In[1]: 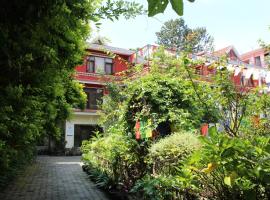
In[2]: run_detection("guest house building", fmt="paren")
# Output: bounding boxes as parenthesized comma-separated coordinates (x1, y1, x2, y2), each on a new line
(65, 43, 135, 149)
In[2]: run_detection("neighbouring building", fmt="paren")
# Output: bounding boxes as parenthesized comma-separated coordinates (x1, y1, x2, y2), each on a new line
(241, 48, 270, 68)
(132, 44, 269, 89)
(212, 45, 241, 61)
(193, 45, 269, 89)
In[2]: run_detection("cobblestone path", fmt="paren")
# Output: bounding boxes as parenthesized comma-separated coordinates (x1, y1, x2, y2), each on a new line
(0, 156, 111, 200)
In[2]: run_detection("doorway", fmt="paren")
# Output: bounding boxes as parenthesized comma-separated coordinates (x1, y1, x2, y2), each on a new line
(74, 124, 102, 148)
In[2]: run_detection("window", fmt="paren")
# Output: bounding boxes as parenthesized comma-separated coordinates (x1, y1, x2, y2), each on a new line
(105, 58, 113, 75)
(84, 88, 103, 110)
(74, 125, 102, 148)
(86, 56, 114, 74)
(95, 57, 105, 74)
(86, 56, 95, 73)
(255, 56, 261, 66)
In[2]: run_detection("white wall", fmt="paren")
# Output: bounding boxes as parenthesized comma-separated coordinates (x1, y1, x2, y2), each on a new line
(65, 112, 99, 148)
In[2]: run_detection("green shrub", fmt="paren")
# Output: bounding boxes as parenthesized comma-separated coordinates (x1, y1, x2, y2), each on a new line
(189, 128, 270, 199)
(0, 140, 35, 189)
(131, 132, 201, 200)
(123, 71, 217, 135)
(83, 164, 114, 189)
(131, 172, 198, 200)
(147, 131, 201, 175)
(81, 131, 147, 191)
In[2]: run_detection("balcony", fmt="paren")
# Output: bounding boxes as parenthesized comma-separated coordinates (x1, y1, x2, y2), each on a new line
(75, 71, 124, 84)
(73, 108, 99, 115)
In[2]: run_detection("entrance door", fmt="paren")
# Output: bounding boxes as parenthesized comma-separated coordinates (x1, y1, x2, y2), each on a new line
(74, 125, 102, 148)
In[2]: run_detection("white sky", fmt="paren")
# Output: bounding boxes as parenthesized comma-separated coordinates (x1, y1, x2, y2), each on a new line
(90, 0, 270, 54)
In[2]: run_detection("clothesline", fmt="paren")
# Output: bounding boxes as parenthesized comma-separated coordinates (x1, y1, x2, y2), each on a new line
(191, 54, 267, 70)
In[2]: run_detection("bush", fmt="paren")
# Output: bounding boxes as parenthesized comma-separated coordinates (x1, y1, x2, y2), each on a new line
(123, 72, 216, 135)
(82, 164, 114, 189)
(147, 131, 201, 175)
(131, 173, 198, 200)
(131, 132, 201, 200)
(188, 128, 270, 199)
(81, 131, 147, 191)
(0, 140, 35, 189)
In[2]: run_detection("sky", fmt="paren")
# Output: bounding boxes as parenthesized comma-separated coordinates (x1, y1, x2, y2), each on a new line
(91, 0, 270, 54)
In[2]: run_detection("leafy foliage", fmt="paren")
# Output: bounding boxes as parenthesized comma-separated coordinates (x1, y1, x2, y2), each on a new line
(147, 0, 195, 17)
(130, 132, 200, 199)
(98, 83, 126, 130)
(188, 128, 270, 199)
(122, 49, 218, 134)
(147, 0, 169, 17)
(242, 90, 270, 137)
(147, 131, 201, 175)
(156, 18, 214, 53)
(131, 173, 198, 200)
(0, 0, 143, 188)
(170, 0, 184, 16)
(83, 48, 270, 200)
(92, 0, 145, 27)
(124, 73, 200, 133)
(177, 58, 270, 199)
(0, 0, 96, 186)
(81, 129, 146, 191)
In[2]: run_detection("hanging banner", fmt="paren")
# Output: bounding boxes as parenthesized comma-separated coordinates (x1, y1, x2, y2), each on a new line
(234, 67, 241, 76)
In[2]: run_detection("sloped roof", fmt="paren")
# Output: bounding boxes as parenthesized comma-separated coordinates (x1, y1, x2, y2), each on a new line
(212, 45, 240, 58)
(240, 48, 266, 60)
(86, 43, 135, 56)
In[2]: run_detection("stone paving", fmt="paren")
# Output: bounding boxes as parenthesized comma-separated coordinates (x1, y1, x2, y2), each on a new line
(0, 156, 111, 200)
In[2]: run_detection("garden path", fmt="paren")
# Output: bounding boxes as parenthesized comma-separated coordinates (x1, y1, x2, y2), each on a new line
(0, 156, 111, 200)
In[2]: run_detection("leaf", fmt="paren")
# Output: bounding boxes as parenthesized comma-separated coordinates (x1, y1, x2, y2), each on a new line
(147, 0, 169, 17)
(208, 126, 217, 137)
(201, 162, 216, 173)
(169, 0, 184, 16)
(224, 176, 231, 186)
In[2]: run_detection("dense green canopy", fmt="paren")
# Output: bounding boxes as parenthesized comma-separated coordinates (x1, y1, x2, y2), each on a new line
(0, 0, 143, 187)
(156, 18, 214, 53)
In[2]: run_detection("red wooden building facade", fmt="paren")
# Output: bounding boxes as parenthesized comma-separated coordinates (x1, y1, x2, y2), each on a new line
(65, 44, 134, 149)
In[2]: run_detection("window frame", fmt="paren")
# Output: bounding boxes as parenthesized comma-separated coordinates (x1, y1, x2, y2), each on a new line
(86, 55, 114, 74)
(105, 58, 113, 75)
(83, 87, 104, 110)
(86, 56, 95, 73)
(255, 56, 262, 67)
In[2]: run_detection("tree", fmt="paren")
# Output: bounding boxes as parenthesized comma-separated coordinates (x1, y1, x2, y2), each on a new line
(99, 48, 218, 136)
(94, 0, 145, 21)
(91, 36, 112, 45)
(156, 18, 214, 53)
(0, 0, 143, 187)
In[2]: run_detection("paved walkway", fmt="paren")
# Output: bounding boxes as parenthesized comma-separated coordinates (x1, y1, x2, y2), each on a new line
(0, 156, 111, 200)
